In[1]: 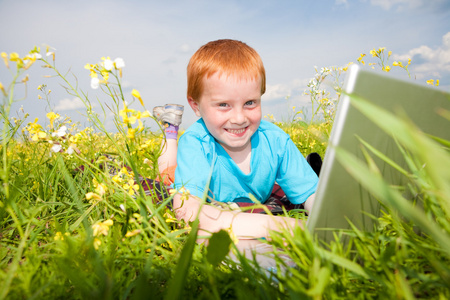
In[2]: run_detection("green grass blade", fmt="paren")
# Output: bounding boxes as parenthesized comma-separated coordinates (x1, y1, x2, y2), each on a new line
(335, 146, 450, 255)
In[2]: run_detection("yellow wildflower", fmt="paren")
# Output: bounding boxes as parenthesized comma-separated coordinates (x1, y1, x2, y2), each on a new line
(23, 53, 39, 69)
(33, 131, 47, 141)
(86, 192, 102, 202)
(1, 52, 9, 68)
(84, 63, 95, 73)
(9, 52, 20, 61)
(93, 238, 102, 250)
(125, 229, 141, 237)
(0, 82, 6, 96)
(123, 179, 139, 195)
(392, 61, 403, 67)
(112, 174, 124, 184)
(137, 110, 151, 119)
(46, 112, 60, 129)
(119, 104, 138, 124)
(164, 212, 178, 223)
(93, 178, 107, 196)
(10, 52, 24, 68)
(95, 183, 107, 196)
(132, 89, 144, 106)
(169, 187, 190, 201)
(125, 113, 138, 124)
(343, 62, 353, 71)
(426, 79, 440, 86)
(137, 119, 144, 131)
(357, 53, 366, 65)
(21, 74, 29, 83)
(132, 213, 143, 223)
(54, 232, 65, 241)
(101, 70, 109, 81)
(26, 118, 47, 141)
(383, 66, 391, 72)
(92, 219, 114, 237)
(127, 128, 137, 139)
(84, 63, 98, 79)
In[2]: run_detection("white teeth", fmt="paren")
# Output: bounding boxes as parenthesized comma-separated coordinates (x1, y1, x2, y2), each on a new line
(227, 128, 245, 134)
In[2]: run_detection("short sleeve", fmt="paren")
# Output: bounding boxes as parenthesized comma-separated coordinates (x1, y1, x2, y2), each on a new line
(275, 138, 318, 204)
(174, 132, 213, 199)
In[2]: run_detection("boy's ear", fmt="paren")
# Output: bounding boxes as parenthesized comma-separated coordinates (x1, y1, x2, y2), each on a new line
(188, 97, 201, 117)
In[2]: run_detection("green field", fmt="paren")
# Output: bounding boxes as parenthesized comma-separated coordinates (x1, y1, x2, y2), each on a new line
(0, 48, 449, 299)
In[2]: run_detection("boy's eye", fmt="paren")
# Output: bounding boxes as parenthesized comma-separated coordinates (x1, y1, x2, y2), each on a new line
(218, 103, 228, 107)
(245, 100, 256, 106)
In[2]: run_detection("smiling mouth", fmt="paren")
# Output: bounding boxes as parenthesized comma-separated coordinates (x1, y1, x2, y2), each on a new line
(225, 127, 247, 135)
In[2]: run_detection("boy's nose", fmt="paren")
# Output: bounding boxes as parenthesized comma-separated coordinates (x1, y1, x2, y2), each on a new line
(230, 109, 246, 124)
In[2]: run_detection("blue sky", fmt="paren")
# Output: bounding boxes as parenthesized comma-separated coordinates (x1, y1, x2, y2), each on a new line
(1, 0, 449, 130)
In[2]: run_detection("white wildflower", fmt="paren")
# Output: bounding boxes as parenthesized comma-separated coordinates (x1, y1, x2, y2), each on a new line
(114, 58, 125, 69)
(51, 144, 62, 153)
(103, 59, 113, 71)
(52, 125, 67, 137)
(66, 145, 74, 155)
(91, 77, 100, 89)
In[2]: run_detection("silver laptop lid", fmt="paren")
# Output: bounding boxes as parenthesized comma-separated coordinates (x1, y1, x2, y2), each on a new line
(307, 65, 450, 242)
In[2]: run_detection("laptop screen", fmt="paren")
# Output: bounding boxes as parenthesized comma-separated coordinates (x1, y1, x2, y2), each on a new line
(307, 65, 450, 242)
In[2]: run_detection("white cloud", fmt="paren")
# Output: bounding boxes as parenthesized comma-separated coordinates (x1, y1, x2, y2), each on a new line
(263, 83, 292, 102)
(263, 78, 310, 103)
(370, 0, 423, 10)
(54, 97, 86, 111)
(392, 31, 450, 78)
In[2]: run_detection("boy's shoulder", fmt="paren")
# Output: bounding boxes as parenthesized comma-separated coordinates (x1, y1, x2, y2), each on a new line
(257, 120, 290, 142)
(183, 118, 209, 137)
(258, 119, 286, 133)
(180, 119, 213, 146)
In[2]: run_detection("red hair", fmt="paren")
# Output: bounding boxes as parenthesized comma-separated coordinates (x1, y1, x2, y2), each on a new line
(187, 39, 266, 101)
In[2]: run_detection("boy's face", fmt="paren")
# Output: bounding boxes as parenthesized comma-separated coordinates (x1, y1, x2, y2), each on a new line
(188, 72, 262, 154)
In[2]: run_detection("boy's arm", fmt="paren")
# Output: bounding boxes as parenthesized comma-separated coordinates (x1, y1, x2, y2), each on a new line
(173, 194, 304, 239)
(303, 193, 315, 214)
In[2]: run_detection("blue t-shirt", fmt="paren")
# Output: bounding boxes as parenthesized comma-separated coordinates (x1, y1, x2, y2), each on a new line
(174, 119, 318, 204)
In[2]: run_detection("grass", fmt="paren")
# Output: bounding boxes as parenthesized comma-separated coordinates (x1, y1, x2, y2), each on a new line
(0, 48, 449, 299)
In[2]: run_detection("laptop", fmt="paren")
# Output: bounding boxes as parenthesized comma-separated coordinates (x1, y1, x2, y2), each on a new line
(307, 64, 450, 242)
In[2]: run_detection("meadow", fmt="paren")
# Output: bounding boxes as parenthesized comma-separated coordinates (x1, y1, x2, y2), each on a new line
(0, 47, 449, 299)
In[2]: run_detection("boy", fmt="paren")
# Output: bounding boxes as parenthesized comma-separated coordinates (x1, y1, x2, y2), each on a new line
(156, 39, 318, 239)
